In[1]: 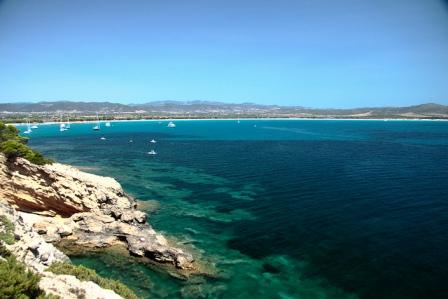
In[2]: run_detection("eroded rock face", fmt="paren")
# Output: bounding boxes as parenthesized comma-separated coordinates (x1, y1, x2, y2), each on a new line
(0, 202, 69, 273)
(0, 202, 124, 299)
(0, 154, 195, 270)
(0, 154, 133, 217)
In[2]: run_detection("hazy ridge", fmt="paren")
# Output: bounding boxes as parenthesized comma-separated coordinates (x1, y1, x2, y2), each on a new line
(1, 101, 447, 119)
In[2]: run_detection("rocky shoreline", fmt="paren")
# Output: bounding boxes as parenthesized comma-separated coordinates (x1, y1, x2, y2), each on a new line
(0, 153, 198, 297)
(1, 201, 125, 298)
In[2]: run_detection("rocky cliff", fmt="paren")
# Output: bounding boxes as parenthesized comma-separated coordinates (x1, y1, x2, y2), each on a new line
(0, 153, 195, 270)
(0, 201, 124, 299)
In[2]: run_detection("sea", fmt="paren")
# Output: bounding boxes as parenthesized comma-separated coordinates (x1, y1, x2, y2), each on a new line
(18, 119, 448, 299)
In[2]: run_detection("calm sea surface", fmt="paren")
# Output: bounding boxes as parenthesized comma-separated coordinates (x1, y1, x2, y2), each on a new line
(20, 119, 448, 299)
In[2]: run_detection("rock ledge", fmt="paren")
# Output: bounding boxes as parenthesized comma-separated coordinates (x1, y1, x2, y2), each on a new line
(0, 154, 195, 270)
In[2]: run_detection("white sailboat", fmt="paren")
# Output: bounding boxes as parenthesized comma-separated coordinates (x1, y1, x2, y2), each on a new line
(93, 113, 100, 131)
(23, 120, 32, 134)
(167, 121, 176, 128)
(59, 124, 67, 131)
(105, 121, 111, 127)
(148, 138, 157, 155)
(31, 124, 39, 129)
(59, 115, 67, 132)
(66, 116, 71, 129)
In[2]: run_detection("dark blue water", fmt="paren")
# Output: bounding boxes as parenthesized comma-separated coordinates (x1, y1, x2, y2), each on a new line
(21, 120, 448, 298)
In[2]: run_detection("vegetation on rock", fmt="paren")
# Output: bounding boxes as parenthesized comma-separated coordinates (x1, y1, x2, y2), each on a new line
(0, 253, 58, 299)
(0, 215, 15, 245)
(0, 121, 52, 165)
(47, 262, 138, 299)
(0, 216, 57, 299)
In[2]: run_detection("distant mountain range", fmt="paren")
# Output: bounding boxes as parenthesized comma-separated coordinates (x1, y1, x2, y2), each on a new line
(1, 101, 448, 119)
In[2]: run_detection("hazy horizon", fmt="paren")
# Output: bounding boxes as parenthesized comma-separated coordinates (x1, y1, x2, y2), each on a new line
(0, 99, 446, 110)
(1, 0, 448, 108)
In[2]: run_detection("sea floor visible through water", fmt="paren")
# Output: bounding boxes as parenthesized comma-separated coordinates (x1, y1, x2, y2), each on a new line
(21, 119, 448, 299)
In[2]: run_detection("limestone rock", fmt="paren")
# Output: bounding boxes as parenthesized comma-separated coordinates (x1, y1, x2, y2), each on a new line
(1, 202, 124, 299)
(0, 154, 134, 217)
(57, 225, 73, 237)
(0, 154, 196, 270)
(120, 210, 146, 223)
(40, 272, 123, 299)
(0, 205, 70, 273)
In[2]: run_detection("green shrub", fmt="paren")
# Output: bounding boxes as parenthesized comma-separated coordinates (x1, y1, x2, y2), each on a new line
(0, 243, 12, 258)
(0, 247, 58, 299)
(0, 215, 15, 245)
(0, 123, 27, 144)
(47, 262, 138, 299)
(0, 121, 52, 165)
(0, 140, 53, 165)
(1, 140, 30, 158)
(0, 255, 44, 299)
(37, 294, 60, 299)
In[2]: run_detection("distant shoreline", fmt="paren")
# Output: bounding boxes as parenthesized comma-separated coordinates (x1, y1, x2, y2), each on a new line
(11, 117, 448, 126)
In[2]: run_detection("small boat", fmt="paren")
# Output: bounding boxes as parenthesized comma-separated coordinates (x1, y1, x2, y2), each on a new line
(59, 115, 68, 131)
(147, 150, 157, 155)
(66, 116, 71, 129)
(167, 121, 176, 128)
(93, 113, 101, 131)
(150, 139, 157, 143)
(100, 137, 106, 140)
(31, 124, 39, 129)
(23, 120, 32, 134)
(129, 139, 133, 143)
(105, 121, 111, 127)
(59, 116, 67, 131)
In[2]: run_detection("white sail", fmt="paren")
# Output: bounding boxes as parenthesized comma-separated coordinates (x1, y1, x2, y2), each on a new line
(59, 114, 67, 131)
(66, 116, 71, 129)
(93, 113, 100, 130)
(24, 119, 32, 134)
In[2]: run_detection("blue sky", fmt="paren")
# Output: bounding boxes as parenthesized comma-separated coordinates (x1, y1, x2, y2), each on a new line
(0, 0, 447, 108)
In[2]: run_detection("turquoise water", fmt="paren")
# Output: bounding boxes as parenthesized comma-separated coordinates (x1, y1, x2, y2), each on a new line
(20, 120, 448, 298)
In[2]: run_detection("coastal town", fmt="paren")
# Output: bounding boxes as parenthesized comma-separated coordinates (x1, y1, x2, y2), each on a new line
(1, 101, 448, 124)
